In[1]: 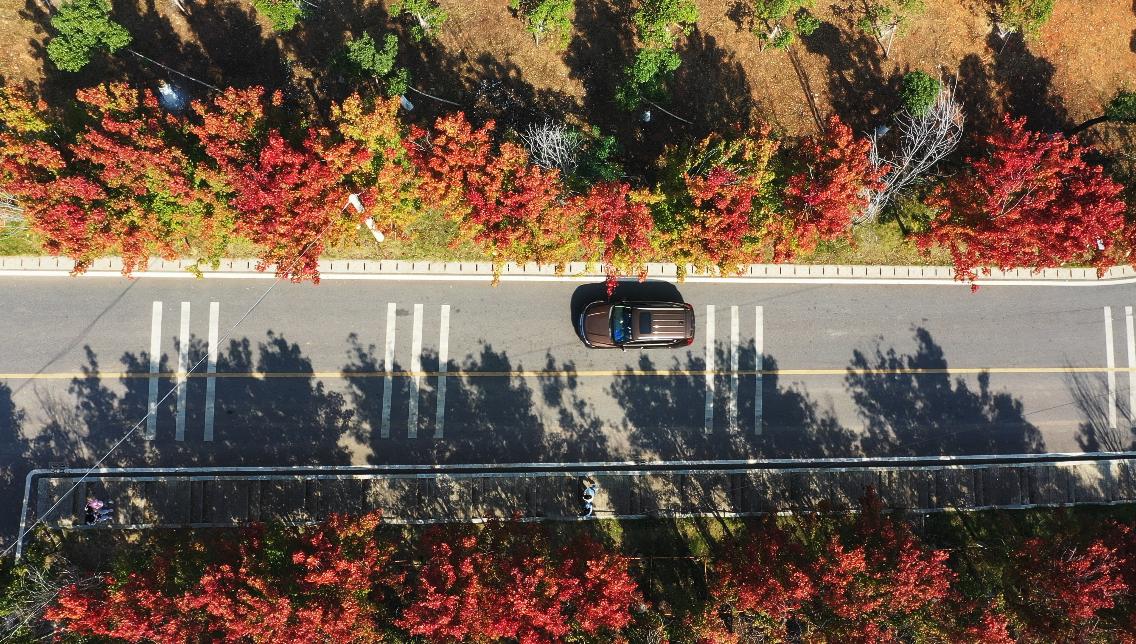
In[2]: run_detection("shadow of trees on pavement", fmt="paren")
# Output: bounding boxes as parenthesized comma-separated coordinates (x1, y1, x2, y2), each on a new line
(847, 328, 1045, 455)
(1070, 370, 1136, 452)
(343, 337, 611, 466)
(607, 341, 858, 461)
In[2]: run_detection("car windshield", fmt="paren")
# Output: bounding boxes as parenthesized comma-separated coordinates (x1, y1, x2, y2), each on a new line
(611, 306, 633, 344)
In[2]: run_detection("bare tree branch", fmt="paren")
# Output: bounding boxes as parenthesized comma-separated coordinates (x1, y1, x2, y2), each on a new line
(520, 119, 582, 177)
(861, 80, 964, 224)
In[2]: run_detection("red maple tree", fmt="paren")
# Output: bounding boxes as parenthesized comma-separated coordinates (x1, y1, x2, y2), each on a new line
(654, 127, 779, 278)
(405, 111, 494, 222)
(0, 83, 221, 275)
(776, 115, 882, 261)
(921, 116, 1127, 286)
(398, 523, 640, 642)
(192, 88, 371, 282)
(572, 181, 655, 296)
(463, 141, 575, 273)
(332, 94, 421, 238)
(806, 489, 955, 641)
(1009, 534, 1128, 639)
(47, 512, 400, 643)
(709, 518, 816, 638)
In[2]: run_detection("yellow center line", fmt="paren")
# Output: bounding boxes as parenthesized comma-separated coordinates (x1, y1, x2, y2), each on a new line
(0, 366, 1129, 380)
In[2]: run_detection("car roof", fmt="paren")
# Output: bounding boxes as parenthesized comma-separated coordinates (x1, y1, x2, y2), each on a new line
(626, 305, 691, 341)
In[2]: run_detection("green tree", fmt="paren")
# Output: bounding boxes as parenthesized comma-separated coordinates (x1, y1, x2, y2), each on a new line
(855, 0, 923, 58)
(251, 0, 304, 31)
(509, 0, 575, 50)
(341, 32, 410, 97)
(617, 0, 698, 109)
(634, 0, 698, 48)
(900, 71, 941, 116)
(391, 0, 448, 41)
(45, 0, 131, 72)
(751, 0, 819, 50)
(999, 0, 1055, 38)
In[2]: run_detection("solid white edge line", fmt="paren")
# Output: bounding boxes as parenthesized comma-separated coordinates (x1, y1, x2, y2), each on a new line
(204, 302, 219, 442)
(1106, 306, 1118, 429)
(146, 301, 162, 440)
(1128, 306, 1136, 424)
(704, 305, 715, 434)
(755, 306, 764, 436)
(381, 303, 396, 439)
(6, 269, 1136, 287)
(729, 305, 739, 431)
(436, 304, 450, 439)
(408, 303, 423, 439)
(175, 302, 190, 441)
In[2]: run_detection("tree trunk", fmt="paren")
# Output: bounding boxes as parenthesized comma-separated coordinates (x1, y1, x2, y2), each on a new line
(1066, 115, 1136, 137)
(1066, 115, 1110, 137)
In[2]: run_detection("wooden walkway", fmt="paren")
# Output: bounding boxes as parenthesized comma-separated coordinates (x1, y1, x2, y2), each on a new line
(26, 456, 1136, 533)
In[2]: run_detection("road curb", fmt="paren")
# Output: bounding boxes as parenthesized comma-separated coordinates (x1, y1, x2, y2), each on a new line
(0, 255, 1132, 285)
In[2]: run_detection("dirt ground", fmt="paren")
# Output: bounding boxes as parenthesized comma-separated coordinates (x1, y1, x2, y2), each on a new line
(0, 0, 1133, 153)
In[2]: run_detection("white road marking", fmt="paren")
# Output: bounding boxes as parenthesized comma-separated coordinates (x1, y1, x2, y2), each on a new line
(435, 305, 450, 439)
(755, 306, 764, 435)
(1105, 306, 1118, 429)
(1127, 306, 1135, 423)
(175, 302, 190, 441)
(204, 302, 219, 442)
(704, 305, 715, 434)
(408, 303, 423, 439)
(729, 305, 739, 431)
(381, 303, 396, 439)
(146, 301, 162, 440)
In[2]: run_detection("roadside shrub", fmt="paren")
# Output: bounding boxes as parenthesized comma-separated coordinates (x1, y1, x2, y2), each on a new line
(391, 0, 448, 41)
(251, 0, 304, 31)
(618, 0, 698, 109)
(45, 0, 132, 72)
(900, 71, 941, 116)
(1000, 0, 1055, 38)
(794, 8, 821, 36)
(342, 32, 410, 97)
(509, 0, 575, 50)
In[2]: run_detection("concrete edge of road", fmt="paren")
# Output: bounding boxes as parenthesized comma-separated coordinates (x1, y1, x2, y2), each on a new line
(1, 255, 1134, 286)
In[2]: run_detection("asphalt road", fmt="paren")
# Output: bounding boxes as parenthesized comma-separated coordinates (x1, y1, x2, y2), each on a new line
(3, 274, 1134, 483)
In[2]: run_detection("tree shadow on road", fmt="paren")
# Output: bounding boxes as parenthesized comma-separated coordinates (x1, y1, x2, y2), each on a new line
(846, 327, 1046, 456)
(0, 381, 31, 549)
(26, 332, 355, 470)
(607, 340, 858, 461)
(342, 336, 611, 466)
(1069, 370, 1136, 452)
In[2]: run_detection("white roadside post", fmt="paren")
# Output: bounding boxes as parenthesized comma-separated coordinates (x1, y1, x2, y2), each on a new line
(344, 193, 385, 243)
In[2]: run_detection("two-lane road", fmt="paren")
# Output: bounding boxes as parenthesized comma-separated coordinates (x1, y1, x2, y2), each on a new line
(2, 276, 1133, 479)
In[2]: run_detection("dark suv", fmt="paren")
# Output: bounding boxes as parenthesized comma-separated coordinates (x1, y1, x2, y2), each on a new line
(579, 300, 695, 349)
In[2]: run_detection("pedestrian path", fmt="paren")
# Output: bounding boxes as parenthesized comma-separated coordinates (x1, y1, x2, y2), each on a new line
(21, 454, 1136, 554)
